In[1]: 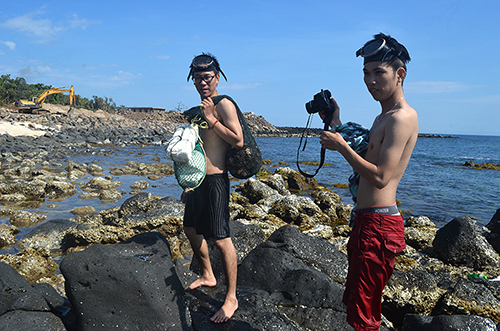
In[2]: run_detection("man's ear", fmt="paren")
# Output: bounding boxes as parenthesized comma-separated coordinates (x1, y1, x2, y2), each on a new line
(397, 67, 406, 83)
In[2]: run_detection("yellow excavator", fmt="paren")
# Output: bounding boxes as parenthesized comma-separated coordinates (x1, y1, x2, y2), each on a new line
(15, 85, 75, 113)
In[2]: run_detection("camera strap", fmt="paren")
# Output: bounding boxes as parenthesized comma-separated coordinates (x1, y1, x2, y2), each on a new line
(296, 112, 332, 178)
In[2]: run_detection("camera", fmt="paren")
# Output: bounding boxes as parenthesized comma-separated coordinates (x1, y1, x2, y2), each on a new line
(305, 89, 335, 114)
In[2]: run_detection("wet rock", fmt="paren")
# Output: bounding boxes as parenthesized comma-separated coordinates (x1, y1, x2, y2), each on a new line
(275, 166, 318, 191)
(80, 176, 121, 192)
(437, 277, 500, 321)
(98, 188, 122, 203)
(18, 219, 85, 254)
(433, 216, 500, 269)
(0, 261, 51, 314)
(130, 180, 149, 191)
(63, 225, 136, 248)
(237, 177, 280, 204)
(403, 313, 497, 331)
(259, 174, 291, 196)
(485, 208, 500, 254)
(310, 189, 343, 222)
(148, 196, 184, 213)
(60, 232, 191, 330)
(0, 310, 67, 331)
(269, 194, 325, 227)
(184, 285, 305, 331)
(405, 216, 438, 253)
(0, 179, 45, 198)
(383, 269, 446, 326)
(190, 220, 266, 283)
(87, 164, 103, 175)
(9, 210, 47, 228)
(45, 180, 77, 199)
(0, 248, 57, 284)
(238, 226, 346, 313)
(0, 224, 19, 248)
(70, 206, 96, 215)
(263, 225, 348, 284)
(118, 192, 151, 217)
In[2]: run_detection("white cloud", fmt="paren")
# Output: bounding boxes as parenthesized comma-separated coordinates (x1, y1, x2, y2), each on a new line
(0, 12, 62, 41)
(406, 81, 471, 94)
(90, 71, 142, 88)
(154, 55, 171, 60)
(0, 41, 16, 50)
(0, 10, 99, 43)
(18, 65, 52, 77)
(68, 14, 100, 30)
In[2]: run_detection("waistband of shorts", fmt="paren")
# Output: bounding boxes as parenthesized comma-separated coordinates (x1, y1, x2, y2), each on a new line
(356, 204, 400, 215)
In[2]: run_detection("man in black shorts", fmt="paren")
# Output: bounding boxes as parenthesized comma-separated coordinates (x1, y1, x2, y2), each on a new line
(181, 53, 243, 323)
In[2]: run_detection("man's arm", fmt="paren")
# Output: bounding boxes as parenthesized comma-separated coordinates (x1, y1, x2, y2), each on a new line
(201, 97, 244, 148)
(321, 109, 417, 189)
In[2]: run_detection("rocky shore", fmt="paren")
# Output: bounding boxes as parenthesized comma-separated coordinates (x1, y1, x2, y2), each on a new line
(0, 104, 499, 330)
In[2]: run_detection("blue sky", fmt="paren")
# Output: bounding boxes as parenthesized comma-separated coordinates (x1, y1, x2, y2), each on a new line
(1, 1, 499, 136)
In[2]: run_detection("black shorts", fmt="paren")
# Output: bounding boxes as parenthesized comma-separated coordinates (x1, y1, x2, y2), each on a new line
(183, 173, 230, 239)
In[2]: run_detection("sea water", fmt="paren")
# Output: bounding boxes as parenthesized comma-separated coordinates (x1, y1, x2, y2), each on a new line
(2, 134, 499, 243)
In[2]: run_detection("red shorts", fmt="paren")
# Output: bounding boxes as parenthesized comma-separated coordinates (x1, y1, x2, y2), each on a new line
(342, 211, 406, 330)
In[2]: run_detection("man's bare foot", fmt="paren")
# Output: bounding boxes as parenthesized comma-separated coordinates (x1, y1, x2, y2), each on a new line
(210, 297, 238, 323)
(187, 276, 216, 290)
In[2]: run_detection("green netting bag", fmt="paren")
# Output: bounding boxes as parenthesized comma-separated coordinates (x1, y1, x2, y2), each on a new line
(173, 139, 206, 191)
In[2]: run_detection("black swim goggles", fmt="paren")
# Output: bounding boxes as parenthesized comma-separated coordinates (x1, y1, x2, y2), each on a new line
(356, 38, 388, 58)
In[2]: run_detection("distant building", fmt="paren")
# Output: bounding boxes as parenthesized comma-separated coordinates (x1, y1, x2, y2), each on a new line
(128, 107, 167, 113)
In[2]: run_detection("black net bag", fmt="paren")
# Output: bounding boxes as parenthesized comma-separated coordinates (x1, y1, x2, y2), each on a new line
(212, 95, 262, 179)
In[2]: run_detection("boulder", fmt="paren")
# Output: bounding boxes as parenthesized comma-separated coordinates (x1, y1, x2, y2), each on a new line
(18, 219, 85, 254)
(403, 313, 497, 331)
(45, 180, 77, 199)
(0, 248, 57, 284)
(404, 216, 438, 253)
(383, 269, 445, 326)
(9, 210, 47, 228)
(60, 232, 191, 330)
(262, 225, 348, 284)
(190, 220, 266, 283)
(0, 262, 50, 315)
(0, 223, 19, 248)
(238, 229, 346, 310)
(433, 216, 500, 269)
(0, 310, 67, 331)
(485, 208, 500, 254)
(437, 277, 500, 321)
(118, 192, 151, 217)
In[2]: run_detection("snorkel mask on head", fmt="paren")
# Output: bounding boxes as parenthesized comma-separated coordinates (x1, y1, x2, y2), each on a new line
(356, 33, 411, 65)
(187, 53, 227, 82)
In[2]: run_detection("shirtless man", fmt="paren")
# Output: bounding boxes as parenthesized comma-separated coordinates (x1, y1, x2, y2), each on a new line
(182, 53, 242, 323)
(320, 33, 418, 330)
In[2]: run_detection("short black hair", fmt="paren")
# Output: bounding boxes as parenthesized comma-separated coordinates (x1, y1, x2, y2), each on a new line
(373, 33, 411, 72)
(187, 52, 227, 82)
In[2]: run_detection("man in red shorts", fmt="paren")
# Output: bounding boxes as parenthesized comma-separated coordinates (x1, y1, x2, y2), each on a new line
(320, 33, 418, 330)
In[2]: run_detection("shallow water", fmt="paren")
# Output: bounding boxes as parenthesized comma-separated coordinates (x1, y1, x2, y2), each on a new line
(1, 134, 499, 255)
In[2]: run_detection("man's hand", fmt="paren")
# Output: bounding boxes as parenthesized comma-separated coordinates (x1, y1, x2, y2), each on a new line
(319, 97, 341, 127)
(201, 97, 217, 124)
(320, 130, 346, 151)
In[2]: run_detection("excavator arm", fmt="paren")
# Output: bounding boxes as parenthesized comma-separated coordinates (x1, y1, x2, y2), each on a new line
(16, 85, 75, 112)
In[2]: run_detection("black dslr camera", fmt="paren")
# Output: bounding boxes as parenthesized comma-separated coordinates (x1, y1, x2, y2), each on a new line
(297, 89, 336, 178)
(305, 89, 335, 115)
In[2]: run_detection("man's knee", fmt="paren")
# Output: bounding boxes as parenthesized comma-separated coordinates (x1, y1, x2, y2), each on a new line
(213, 237, 234, 251)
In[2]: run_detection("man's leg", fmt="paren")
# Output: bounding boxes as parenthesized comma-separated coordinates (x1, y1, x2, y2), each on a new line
(184, 226, 216, 289)
(210, 237, 238, 323)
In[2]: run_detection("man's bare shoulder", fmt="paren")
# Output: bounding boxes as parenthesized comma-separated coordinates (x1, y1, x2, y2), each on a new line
(216, 97, 237, 113)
